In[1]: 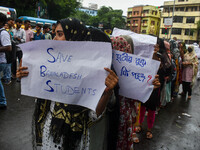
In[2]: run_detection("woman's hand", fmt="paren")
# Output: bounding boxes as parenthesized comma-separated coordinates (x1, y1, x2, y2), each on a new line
(152, 75, 160, 89)
(95, 68, 118, 116)
(16, 59, 29, 79)
(182, 61, 191, 66)
(104, 67, 119, 93)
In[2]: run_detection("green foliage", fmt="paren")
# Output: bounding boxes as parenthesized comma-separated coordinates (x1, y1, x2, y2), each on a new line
(1, 0, 80, 19)
(2, 0, 37, 17)
(2, 1, 125, 29)
(70, 10, 91, 25)
(97, 6, 125, 29)
(89, 16, 99, 27)
(42, 0, 81, 20)
(71, 6, 125, 29)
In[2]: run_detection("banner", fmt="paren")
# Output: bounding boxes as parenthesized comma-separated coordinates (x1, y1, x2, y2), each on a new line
(112, 50, 160, 103)
(19, 40, 112, 111)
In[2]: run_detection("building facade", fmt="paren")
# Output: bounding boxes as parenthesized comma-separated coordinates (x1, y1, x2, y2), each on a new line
(127, 5, 161, 36)
(127, 6, 143, 33)
(78, 7, 98, 16)
(159, 0, 200, 43)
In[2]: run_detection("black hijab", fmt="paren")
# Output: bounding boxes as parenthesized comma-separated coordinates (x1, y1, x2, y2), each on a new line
(57, 18, 90, 41)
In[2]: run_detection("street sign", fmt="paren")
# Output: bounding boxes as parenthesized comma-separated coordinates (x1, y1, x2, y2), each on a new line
(164, 18, 173, 26)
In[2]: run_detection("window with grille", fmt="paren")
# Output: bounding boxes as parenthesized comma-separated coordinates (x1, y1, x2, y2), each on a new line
(173, 16, 183, 23)
(185, 29, 193, 36)
(172, 28, 182, 35)
(186, 17, 195, 23)
(142, 30, 146, 33)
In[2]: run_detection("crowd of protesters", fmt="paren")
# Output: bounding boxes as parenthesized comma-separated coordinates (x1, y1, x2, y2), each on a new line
(0, 13, 57, 109)
(1, 12, 200, 150)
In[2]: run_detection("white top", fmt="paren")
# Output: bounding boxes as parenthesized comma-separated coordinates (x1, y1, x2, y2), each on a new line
(12, 28, 26, 43)
(0, 28, 11, 63)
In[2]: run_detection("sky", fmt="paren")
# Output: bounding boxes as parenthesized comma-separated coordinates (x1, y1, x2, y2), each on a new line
(82, 0, 174, 16)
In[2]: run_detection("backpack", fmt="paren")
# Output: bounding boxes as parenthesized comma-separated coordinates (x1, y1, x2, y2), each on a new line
(0, 29, 16, 63)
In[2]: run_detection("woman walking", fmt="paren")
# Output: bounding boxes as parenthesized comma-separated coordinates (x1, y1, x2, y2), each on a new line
(182, 46, 198, 100)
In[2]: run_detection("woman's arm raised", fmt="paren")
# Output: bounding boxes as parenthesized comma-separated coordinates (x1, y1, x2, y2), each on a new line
(95, 68, 118, 116)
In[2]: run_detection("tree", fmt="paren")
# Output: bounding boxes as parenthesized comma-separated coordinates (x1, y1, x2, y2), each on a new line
(1, 0, 37, 17)
(70, 10, 91, 25)
(1, 0, 81, 19)
(70, 6, 126, 30)
(39, 0, 81, 20)
(97, 6, 126, 29)
(89, 16, 99, 27)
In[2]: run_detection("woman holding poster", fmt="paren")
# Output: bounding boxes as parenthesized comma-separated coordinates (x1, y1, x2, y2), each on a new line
(17, 18, 118, 150)
(111, 36, 138, 150)
(136, 38, 172, 139)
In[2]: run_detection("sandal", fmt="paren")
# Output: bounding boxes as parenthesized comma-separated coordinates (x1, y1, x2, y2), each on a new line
(132, 133, 139, 143)
(187, 96, 191, 100)
(135, 125, 142, 133)
(146, 131, 153, 139)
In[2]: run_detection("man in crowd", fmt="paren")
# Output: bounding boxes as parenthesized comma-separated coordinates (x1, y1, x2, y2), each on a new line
(43, 24, 52, 40)
(0, 13, 12, 109)
(7, 17, 15, 33)
(2, 17, 15, 82)
(12, 19, 26, 81)
(1, 17, 14, 85)
(50, 23, 56, 39)
(24, 20, 33, 42)
(33, 24, 45, 40)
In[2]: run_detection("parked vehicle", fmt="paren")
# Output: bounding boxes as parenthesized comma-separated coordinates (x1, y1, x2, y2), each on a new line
(18, 16, 56, 28)
(0, 6, 17, 20)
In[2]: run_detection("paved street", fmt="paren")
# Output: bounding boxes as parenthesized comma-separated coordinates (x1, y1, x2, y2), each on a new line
(0, 79, 200, 150)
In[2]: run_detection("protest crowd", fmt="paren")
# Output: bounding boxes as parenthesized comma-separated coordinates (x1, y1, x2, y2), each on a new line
(1, 12, 200, 150)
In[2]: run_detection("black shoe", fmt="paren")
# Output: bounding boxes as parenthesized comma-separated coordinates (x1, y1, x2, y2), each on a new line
(0, 105, 7, 110)
(179, 92, 186, 97)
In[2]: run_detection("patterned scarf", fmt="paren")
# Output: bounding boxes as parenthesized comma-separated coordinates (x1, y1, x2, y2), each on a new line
(184, 46, 199, 85)
(111, 36, 132, 53)
(120, 35, 134, 54)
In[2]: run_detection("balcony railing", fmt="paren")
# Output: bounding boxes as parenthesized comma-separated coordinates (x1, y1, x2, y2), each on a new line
(132, 23, 138, 26)
(142, 23, 148, 26)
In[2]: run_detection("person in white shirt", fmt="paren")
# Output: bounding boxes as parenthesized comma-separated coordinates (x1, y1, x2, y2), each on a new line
(0, 12, 12, 109)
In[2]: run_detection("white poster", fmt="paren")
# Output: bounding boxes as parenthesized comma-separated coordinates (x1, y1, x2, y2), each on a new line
(19, 40, 112, 111)
(112, 28, 157, 59)
(112, 50, 160, 103)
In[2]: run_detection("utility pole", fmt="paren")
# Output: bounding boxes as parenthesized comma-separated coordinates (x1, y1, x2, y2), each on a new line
(170, 0, 175, 39)
(188, 25, 191, 44)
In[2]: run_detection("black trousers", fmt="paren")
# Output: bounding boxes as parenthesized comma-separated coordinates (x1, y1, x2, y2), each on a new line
(182, 81, 192, 96)
(11, 50, 23, 76)
(171, 80, 176, 97)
